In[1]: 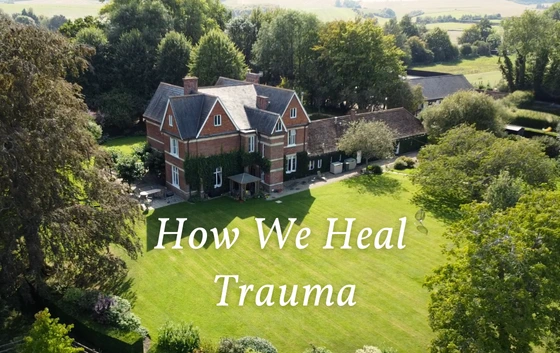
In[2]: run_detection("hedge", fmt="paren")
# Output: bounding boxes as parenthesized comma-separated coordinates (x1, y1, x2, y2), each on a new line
(509, 109, 560, 130)
(40, 296, 143, 353)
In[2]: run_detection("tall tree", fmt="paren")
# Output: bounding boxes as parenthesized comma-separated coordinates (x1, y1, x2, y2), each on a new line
(383, 18, 411, 64)
(252, 10, 321, 87)
(226, 16, 258, 65)
(501, 10, 557, 96)
(156, 31, 192, 85)
(189, 29, 247, 86)
(0, 18, 141, 304)
(407, 36, 434, 64)
(399, 14, 419, 38)
(337, 120, 396, 165)
(159, 0, 230, 43)
(426, 190, 560, 352)
(314, 18, 405, 110)
(424, 27, 458, 62)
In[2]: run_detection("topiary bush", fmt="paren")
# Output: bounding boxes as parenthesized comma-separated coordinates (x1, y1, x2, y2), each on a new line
(303, 346, 332, 353)
(158, 321, 201, 353)
(395, 156, 416, 168)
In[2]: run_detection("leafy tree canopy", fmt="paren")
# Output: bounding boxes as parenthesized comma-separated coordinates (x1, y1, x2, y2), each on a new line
(412, 125, 557, 214)
(20, 309, 82, 353)
(156, 31, 192, 85)
(189, 29, 247, 86)
(419, 90, 506, 138)
(337, 120, 396, 164)
(314, 18, 405, 110)
(0, 18, 141, 304)
(426, 189, 560, 352)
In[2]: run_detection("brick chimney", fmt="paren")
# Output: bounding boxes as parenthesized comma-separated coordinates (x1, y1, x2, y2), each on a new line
(246, 72, 262, 84)
(256, 95, 269, 110)
(183, 76, 198, 95)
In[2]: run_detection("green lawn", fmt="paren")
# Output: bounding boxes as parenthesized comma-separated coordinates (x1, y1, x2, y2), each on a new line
(124, 174, 447, 353)
(102, 135, 146, 155)
(410, 55, 505, 87)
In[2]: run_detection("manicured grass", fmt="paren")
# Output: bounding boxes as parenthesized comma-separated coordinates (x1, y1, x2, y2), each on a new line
(124, 174, 447, 353)
(102, 136, 146, 155)
(410, 55, 505, 87)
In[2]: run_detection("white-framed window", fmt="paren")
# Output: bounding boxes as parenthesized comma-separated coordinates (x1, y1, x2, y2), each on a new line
(275, 119, 283, 132)
(286, 154, 297, 174)
(214, 114, 222, 126)
(290, 107, 297, 118)
(214, 167, 222, 188)
(317, 159, 323, 169)
(248, 135, 255, 153)
(171, 165, 179, 187)
(169, 114, 173, 127)
(170, 137, 179, 157)
(288, 129, 296, 146)
(308, 160, 315, 170)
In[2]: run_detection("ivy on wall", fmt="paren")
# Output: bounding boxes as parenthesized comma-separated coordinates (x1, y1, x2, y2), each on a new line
(184, 150, 270, 196)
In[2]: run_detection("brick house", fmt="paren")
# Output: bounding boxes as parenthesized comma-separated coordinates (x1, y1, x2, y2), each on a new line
(143, 74, 311, 197)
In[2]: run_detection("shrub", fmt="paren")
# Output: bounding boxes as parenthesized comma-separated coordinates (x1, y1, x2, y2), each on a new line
(158, 321, 201, 353)
(534, 135, 560, 158)
(76, 289, 101, 313)
(393, 159, 408, 170)
(62, 287, 86, 307)
(216, 338, 242, 353)
(501, 90, 534, 109)
(460, 43, 473, 57)
(355, 347, 382, 353)
(236, 336, 277, 353)
(395, 156, 415, 168)
(474, 40, 490, 56)
(371, 164, 383, 175)
(116, 154, 145, 186)
(93, 294, 116, 325)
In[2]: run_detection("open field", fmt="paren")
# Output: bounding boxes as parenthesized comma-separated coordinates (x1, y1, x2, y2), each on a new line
(0, 0, 102, 18)
(411, 55, 504, 87)
(224, 0, 534, 22)
(123, 174, 447, 353)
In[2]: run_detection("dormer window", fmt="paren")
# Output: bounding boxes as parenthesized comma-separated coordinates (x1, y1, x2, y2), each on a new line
(169, 114, 173, 127)
(275, 119, 283, 132)
(214, 114, 222, 126)
(290, 108, 297, 118)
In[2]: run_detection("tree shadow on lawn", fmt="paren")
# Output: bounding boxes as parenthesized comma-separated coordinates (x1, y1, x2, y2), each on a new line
(411, 193, 462, 224)
(341, 174, 405, 197)
(145, 190, 316, 251)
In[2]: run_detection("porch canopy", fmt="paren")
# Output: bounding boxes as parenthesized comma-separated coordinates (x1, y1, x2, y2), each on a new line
(228, 173, 261, 201)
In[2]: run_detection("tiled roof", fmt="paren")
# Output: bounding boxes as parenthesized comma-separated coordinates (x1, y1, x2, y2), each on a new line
(198, 85, 258, 130)
(245, 106, 281, 135)
(143, 77, 301, 139)
(307, 108, 426, 156)
(143, 83, 183, 122)
(169, 95, 217, 139)
(407, 74, 473, 101)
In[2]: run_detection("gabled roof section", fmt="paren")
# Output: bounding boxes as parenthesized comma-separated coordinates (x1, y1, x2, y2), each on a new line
(168, 95, 217, 139)
(144, 83, 183, 122)
(307, 108, 426, 156)
(407, 74, 473, 101)
(199, 84, 258, 130)
(245, 106, 281, 135)
(253, 85, 295, 116)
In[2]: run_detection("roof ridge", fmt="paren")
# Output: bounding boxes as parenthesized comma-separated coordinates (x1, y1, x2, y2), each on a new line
(244, 105, 280, 117)
(159, 82, 182, 89)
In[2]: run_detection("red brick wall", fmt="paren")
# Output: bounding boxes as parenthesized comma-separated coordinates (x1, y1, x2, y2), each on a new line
(165, 162, 189, 197)
(164, 133, 186, 161)
(146, 119, 165, 151)
(198, 101, 238, 137)
(187, 134, 240, 157)
(281, 96, 309, 128)
(161, 105, 181, 137)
